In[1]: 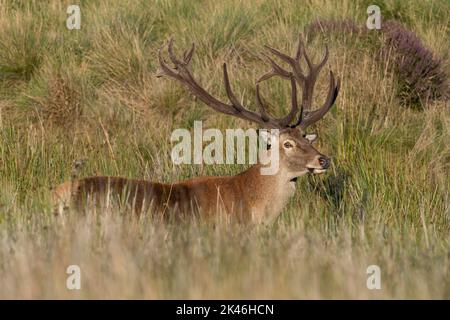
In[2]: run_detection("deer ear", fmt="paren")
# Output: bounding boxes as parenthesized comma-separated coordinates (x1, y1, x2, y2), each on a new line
(305, 133, 318, 144)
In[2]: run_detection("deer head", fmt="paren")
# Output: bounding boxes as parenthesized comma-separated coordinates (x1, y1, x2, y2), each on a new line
(157, 37, 340, 178)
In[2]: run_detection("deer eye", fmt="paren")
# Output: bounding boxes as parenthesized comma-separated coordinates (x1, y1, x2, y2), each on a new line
(283, 141, 293, 149)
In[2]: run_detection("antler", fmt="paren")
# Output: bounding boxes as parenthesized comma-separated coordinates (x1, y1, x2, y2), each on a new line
(258, 35, 340, 129)
(157, 39, 300, 129)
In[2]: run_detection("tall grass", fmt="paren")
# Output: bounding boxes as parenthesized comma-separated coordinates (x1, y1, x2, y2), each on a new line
(0, 0, 448, 299)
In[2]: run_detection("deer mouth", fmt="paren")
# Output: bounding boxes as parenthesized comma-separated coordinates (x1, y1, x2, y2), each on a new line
(307, 167, 327, 174)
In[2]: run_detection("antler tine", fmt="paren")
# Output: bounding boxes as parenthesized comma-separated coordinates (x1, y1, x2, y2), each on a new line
(280, 74, 300, 127)
(302, 44, 313, 69)
(223, 63, 246, 113)
(264, 45, 296, 65)
(317, 45, 329, 69)
(157, 46, 178, 79)
(299, 71, 340, 129)
(295, 35, 303, 61)
(255, 84, 271, 123)
(167, 38, 184, 67)
(182, 43, 195, 65)
(293, 103, 304, 128)
(256, 53, 291, 83)
(303, 44, 329, 72)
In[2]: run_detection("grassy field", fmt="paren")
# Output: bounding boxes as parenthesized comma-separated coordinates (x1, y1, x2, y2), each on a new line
(0, 0, 449, 299)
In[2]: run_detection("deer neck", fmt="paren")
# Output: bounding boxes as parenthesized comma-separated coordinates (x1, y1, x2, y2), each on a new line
(236, 163, 296, 223)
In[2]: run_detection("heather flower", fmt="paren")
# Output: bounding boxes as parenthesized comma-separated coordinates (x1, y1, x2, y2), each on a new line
(380, 20, 449, 106)
(305, 18, 448, 107)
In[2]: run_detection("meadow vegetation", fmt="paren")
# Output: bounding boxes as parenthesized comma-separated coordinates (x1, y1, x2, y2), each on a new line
(0, 0, 448, 299)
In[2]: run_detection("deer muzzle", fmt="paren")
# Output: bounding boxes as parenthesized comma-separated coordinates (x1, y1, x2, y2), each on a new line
(318, 156, 330, 169)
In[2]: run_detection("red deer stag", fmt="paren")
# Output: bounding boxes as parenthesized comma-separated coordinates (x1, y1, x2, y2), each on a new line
(52, 37, 340, 223)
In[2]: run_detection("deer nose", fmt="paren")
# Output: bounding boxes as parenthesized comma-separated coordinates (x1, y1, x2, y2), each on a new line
(319, 156, 330, 169)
